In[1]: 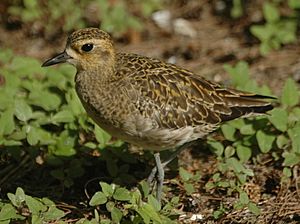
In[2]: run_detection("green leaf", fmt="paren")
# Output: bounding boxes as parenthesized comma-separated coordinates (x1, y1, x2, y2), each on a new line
(14, 100, 33, 122)
(226, 157, 244, 173)
(282, 152, 300, 167)
(0, 204, 23, 221)
(29, 90, 61, 111)
(105, 201, 115, 212)
(25, 195, 46, 214)
(263, 2, 280, 22)
(288, 124, 300, 153)
(248, 202, 261, 215)
(113, 188, 131, 201)
(179, 167, 193, 182)
(224, 146, 235, 158)
(224, 61, 249, 88)
(100, 182, 115, 197)
(94, 126, 111, 149)
(54, 130, 76, 156)
(256, 130, 275, 153)
(136, 204, 162, 224)
(221, 124, 236, 141)
(139, 180, 150, 197)
(7, 187, 25, 208)
(43, 205, 65, 221)
(239, 191, 249, 205)
(268, 108, 288, 132)
(276, 135, 289, 149)
(240, 124, 255, 135)
(236, 145, 251, 162)
(111, 207, 122, 224)
(281, 78, 299, 107)
(89, 192, 107, 206)
(289, 0, 300, 8)
(250, 25, 272, 42)
(147, 195, 161, 211)
(26, 125, 39, 145)
(51, 110, 74, 123)
(208, 140, 224, 157)
(184, 183, 195, 195)
(0, 107, 15, 136)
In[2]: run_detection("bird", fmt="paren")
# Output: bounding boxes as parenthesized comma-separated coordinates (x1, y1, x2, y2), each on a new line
(42, 27, 274, 203)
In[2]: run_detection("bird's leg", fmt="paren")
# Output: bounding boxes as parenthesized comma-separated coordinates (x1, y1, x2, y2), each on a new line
(154, 152, 164, 203)
(147, 141, 196, 186)
(147, 141, 197, 202)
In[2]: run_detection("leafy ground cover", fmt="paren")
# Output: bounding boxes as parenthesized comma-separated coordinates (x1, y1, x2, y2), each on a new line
(1, 0, 300, 223)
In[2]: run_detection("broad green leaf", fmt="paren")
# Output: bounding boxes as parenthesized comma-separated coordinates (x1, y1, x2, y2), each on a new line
(224, 146, 235, 158)
(0, 107, 15, 136)
(14, 100, 33, 122)
(256, 130, 275, 153)
(259, 41, 273, 56)
(283, 167, 292, 177)
(263, 2, 280, 22)
(248, 202, 261, 215)
(224, 61, 249, 88)
(289, 0, 300, 8)
(7, 187, 25, 208)
(94, 126, 111, 149)
(281, 78, 299, 107)
(29, 90, 61, 111)
(282, 152, 300, 167)
(268, 108, 288, 132)
(226, 157, 244, 173)
(26, 125, 39, 145)
(147, 195, 161, 211)
(105, 201, 115, 212)
(89, 192, 107, 206)
(100, 182, 115, 197)
(221, 124, 236, 141)
(51, 110, 74, 123)
(239, 191, 249, 205)
(139, 180, 150, 197)
(288, 124, 300, 153)
(25, 196, 46, 214)
(136, 204, 162, 224)
(0, 204, 23, 221)
(184, 183, 195, 195)
(43, 205, 65, 221)
(227, 119, 245, 129)
(111, 207, 122, 223)
(208, 140, 224, 157)
(54, 130, 76, 156)
(31, 215, 42, 224)
(250, 25, 272, 42)
(276, 135, 289, 149)
(236, 145, 251, 162)
(240, 124, 255, 135)
(113, 188, 131, 201)
(179, 167, 193, 182)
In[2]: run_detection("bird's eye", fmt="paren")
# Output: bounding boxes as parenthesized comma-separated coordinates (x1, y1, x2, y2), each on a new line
(81, 43, 94, 52)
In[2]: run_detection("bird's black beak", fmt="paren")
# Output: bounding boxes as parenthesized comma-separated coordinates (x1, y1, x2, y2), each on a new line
(42, 51, 72, 67)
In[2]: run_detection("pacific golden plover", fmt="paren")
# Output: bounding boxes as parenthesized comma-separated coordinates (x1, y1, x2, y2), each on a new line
(42, 28, 274, 202)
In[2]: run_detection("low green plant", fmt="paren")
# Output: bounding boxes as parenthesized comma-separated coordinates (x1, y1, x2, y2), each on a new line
(250, 1, 299, 55)
(206, 61, 300, 216)
(88, 181, 180, 223)
(7, 0, 163, 36)
(0, 187, 65, 223)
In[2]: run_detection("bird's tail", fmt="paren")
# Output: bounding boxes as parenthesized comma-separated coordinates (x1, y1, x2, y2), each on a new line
(217, 88, 275, 122)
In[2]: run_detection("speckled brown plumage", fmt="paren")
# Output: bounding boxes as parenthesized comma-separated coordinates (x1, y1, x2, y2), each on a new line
(42, 28, 274, 201)
(43, 27, 274, 150)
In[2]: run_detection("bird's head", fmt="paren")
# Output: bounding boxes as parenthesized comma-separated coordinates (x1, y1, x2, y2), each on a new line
(42, 28, 115, 72)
